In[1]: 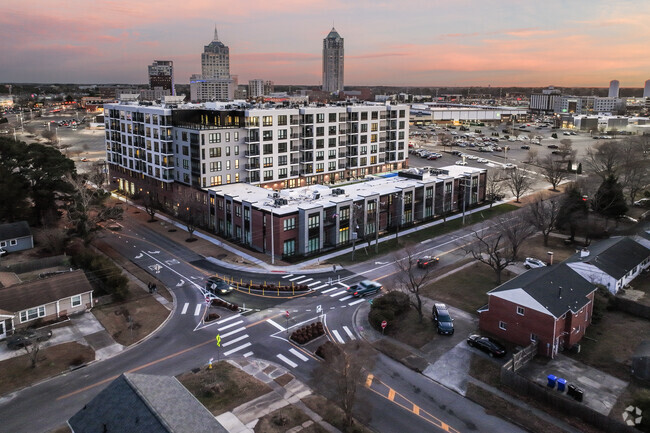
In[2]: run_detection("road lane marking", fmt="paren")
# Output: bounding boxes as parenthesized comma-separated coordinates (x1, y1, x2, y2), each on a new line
(224, 342, 252, 356)
(365, 374, 374, 387)
(307, 281, 322, 287)
(222, 334, 248, 347)
(282, 274, 294, 279)
(348, 299, 365, 306)
(312, 284, 328, 291)
(413, 405, 420, 415)
(289, 275, 304, 281)
(243, 351, 254, 358)
(289, 348, 309, 362)
(295, 277, 313, 284)
(218, 320, 244, 331)
(266, 319, 286, 332)
(216, 314, 242, 324)
(181, 303, 189, 314)
(336, 282, 348, 287)
(332, 330, 345, 343)
(388, 389, 396, 401)
(321, 286, 339, 294)
(277, 354, 298, 368)
(220, 327, 246, 338)
(343, 326, 356, 340)
(330, 290, 347, 297)
(193, 304, 202, 316)
(339, 295, 354, 301)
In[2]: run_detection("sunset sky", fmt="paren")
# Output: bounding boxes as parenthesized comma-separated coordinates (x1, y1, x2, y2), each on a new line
(2, 0, 649, 88)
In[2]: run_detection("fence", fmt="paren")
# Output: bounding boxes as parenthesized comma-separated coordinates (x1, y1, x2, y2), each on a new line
(504, 341, 538, 372)
(613, 296, 650, 320)
(0, 255, 70, 275)
(500, 367, 639, 433)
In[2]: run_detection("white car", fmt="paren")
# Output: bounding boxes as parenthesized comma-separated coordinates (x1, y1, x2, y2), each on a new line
(467, 155, 478, 160)
(524, 257, 546, 269)
(455, 160, 468, 166)
(477, 158, 488, 163)
(633, 198, 650, 207)
(503, 163, 517, 169)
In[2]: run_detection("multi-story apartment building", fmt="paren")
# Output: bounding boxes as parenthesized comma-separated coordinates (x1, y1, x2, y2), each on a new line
(148, 60, 174, 95)
(104, 99, 409, 224)
(248, 80, 274, 98)
(322, 27, 344, 93)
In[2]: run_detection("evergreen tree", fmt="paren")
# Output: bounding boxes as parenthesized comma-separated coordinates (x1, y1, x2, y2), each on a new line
(557, 186, 588, 241)
(592, 175, 628, 219)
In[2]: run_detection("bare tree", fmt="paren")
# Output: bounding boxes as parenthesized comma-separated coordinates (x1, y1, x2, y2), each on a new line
(66, 174, 109, 243)
(394, 248, 438, 322)
(439, 132, 452, 153)
(485, 171, 505, 207)
(525, 195, 561, 246)
(504, 167, 533, 202)
(585, 141, 621, 179)
(176, 197, 200, 241)
(313, 341, 376, 428)
(540, 155, 568, 191)
(558, 139, 576, 161)
(495, 215, 536, 262)
(620, 138, 650, 203)
(24, 339, 43, 369)
(142, 192, 160, 222)
(525, 148, 539, 164)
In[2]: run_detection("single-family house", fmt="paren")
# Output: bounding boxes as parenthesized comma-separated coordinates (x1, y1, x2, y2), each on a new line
(0, 221, 33, 253)
(68, 373, 228, 433)
(478, 263, 597, 358)
(0, 270, 93, 339)
(565, 237, 650, 295)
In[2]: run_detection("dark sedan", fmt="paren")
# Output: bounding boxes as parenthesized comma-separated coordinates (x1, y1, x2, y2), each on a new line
(206, 277, 234, 295)
(417, 256, 440, 268)
(7, 329, 53, 350)
(467, 334, 507, 358)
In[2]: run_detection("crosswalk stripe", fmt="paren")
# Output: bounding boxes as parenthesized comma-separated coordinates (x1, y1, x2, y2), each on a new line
(181, 303, 189, 314)
(330, 290, 347, 298)
(281, 274, 294, 279)
(343, 326, 356, 340)
(332, 330, 345, 344)
(289, 348, 310, 362)
(339, 295, 354, 302)
(321, 286, 339, 294)
(277, 354, 298, 368)
(307, 281, 322, 287)
(218, 320, 244, 331)
(224, 342, 252, 356)
(194, 304, 202, 316)
(295, 277, 313, 284)
(266, 319, 285, 332)
(216, 314, 242, 325)
(336, 282, 349, 287)
(348, 299, 365, 306)
(220, 327, 246, 338)
(222, 334, 249, 347)
(312, 284, 328, 291)
(289, 275, 304, 281)
(243, 351, 254, 358)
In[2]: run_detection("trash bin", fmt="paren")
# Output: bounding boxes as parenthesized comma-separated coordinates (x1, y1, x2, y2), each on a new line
(547, 374, 557, 388)
(557, 378, 566, 392)
(574, 387, 584, 402)
(567, 384, 576, 398)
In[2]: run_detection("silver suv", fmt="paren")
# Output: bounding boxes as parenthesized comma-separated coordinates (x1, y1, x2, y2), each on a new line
(524, 257, 546, 269)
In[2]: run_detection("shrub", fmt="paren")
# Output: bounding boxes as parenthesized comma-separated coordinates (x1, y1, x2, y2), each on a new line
(368, 308, 395, 330)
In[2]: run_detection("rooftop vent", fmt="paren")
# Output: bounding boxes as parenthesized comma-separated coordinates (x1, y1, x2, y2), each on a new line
(274, 198, 288, 207)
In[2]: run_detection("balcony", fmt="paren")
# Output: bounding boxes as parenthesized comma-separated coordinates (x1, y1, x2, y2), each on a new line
(245, 163, 260, 170)
(300, 144, 314, 151)
(290, 157, 299, 164)
(244, 149, 260, 157)
(290, 144, 300, 152)
(290, 170, 299, 176)
(245, 136, 259, 144)
(290, 133, 300, 139)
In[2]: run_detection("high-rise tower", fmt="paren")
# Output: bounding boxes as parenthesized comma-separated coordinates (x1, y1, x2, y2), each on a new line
(202, 27, 231, 79)
(608, 80, 620, 98)
(643, 80, 650, 98)
(322, 27, 344, 93)
(190, 26, 234, 102)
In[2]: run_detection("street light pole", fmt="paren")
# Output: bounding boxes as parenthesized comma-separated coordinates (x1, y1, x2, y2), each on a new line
(270, 207, 275, 265)
(374, 198, 379, 254)
(461, 175, 471, 225)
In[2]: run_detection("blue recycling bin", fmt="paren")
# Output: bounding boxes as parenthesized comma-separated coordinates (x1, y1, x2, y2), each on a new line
(557, 378, 566, 392)
(547, 374, 557, 388)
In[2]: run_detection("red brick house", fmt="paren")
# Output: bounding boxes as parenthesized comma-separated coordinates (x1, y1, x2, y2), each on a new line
(478, 264, 597, 358)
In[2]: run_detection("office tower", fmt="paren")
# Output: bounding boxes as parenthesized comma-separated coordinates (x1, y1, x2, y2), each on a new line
(202, 27, 230, 79)
(190, 27, 234, 102)
(148, 60, 175, 95)
(644, 80, 650, 98)
(608, 80, 620, 98)
(322, 27, 344, 93)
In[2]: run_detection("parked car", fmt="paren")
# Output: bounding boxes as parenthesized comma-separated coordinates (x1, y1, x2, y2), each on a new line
(503, 163, 517, 169)
(467, 334, 506, 357)
(7, 329, 53, 350)
(346, 280, 383, 298)
(633, 198, 650, 208)
(547, 144, 559, 149)
(417, 255, 439, 268)
(524, 257, 546, 269)
(206, 277, 234, 295)
(520, 145, 530, 150)
(432, 303, 454, 335)
(477, 158, 488, 163)
(455, 160, 468, 166)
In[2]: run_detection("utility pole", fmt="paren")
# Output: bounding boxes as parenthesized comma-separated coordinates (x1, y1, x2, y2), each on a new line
(461, 175, 471, 225)
(351, 203, 358, 260)
(270, 207, 275, 265)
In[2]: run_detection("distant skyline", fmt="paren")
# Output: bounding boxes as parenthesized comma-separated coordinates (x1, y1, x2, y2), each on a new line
(2, 1, 650, 88)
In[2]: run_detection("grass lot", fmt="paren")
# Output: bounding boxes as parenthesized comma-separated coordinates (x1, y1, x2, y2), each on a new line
(0, 342, 94, 396)
(177, 363, 272, 415)
(421, 262, 507, 313)
(335, 204, 519, 265)
(301, 394, 374, 433)
(567, 309, 650, 381)
(518, 234, 580, 264)
(382, 308, 438, 349)
(468, 354, 501, 388)
(253, 405, 311, 433)
(93, 291, 170, 346)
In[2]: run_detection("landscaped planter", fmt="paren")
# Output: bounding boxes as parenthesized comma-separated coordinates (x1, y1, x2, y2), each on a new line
(210, 298, 239, 311)
(290, 322, 325, 344)
(204, 313, 220, 322)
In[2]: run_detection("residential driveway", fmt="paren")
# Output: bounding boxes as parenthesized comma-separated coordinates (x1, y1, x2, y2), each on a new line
(518, 354, 629, 415)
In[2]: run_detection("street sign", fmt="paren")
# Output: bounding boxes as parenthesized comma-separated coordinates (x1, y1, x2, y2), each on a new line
(381, 320, 387, 329)
(205, 296, 211, 304)
(285, 310, 290, 318)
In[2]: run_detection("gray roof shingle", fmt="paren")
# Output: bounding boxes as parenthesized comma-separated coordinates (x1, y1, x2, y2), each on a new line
(0, 221, 31, 241)
(489, 263, 597, 318)
(565, 237, 650, 280)
(69, 373, 227, 433)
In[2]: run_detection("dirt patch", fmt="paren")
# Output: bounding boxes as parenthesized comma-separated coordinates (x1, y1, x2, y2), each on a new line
(468, 353, 501, 388)
(254, 405, 310, 433)
(301, 394, 374, 433)
(274, 373, 294, 387)
(177, 362, 272, 415)
(382, 308, 438, 350)
(0, 342, 94, 396)
(92, 293, 170, 346)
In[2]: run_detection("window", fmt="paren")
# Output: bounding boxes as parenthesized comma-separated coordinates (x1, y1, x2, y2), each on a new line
(283, 239, 296, 256)
(329, 113, 337, 122)
(263, 116, 273, 126)
(284, 217, 296, 231)
(516, 306, 525, 316)
(307, 236, 319, 253)
(263, 157, 273, 168)
(308, 214, 320, 228)
(278, 155, 288, 166)
(0, 241, 5, 248)
(278, 115, 287, 126)
(316, 113, 325, 123)
(498, 321, 507, 331)
(20, 306, 45, 323)
(71, 295, 82, 307)
(234, 132, 239, 141)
